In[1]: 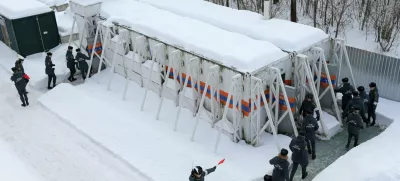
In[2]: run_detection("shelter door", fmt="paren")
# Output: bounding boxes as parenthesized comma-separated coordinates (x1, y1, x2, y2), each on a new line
(36, 13, 60, 51)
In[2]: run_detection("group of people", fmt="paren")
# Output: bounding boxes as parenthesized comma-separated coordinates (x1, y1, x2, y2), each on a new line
(10, 46, 92, 106)
(266, 77, 379, 181)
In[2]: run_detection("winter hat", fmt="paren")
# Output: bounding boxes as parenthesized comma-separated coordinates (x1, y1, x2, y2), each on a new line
(357, 86, 365, 92)
(280, 148, 288, 156)
(342, 77, 349, 82)
(76, 48, 81, 52)
(192, 166, 203, 175)
(68, 46, 73, 50)
(369, 82, 376, 88)
(306, 93, 313, 99)
(352, 91, 359, 96)
(47, 52, 52, 56)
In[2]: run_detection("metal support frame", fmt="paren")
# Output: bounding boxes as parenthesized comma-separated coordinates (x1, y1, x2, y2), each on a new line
(332, 38, 357, 88)
(174, 57, 200, 131)
(294, 54, 329, 135)
(214, 74, 243, 153)
(311, 47, 343, 124)
(106, 34, 124, 90)
(253, 67, 298, 141)
(156, 49, 182, 120)
(191, 64, 219, 141)
(68, 13, 97, 54)
(250, 76, 280, 150)
(141, 43, 164, 111)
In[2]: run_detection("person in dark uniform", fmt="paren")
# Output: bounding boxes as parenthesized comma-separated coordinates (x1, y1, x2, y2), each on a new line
(15, 58, 29, 94)
(334, 77, 355, 113)
(346, 105, 364, 148)
(303, 109, 319, 160)
(289, 131, 308, 180)
(75, 48, 90, 80)
(45, 52, 57, 89)
(189, 165, 216, 181)
(299, 93, 320, 121)
(10, 67, 29, 107)
(269, 148, 290, 181)
(358, 86, 368, 112)
(368, 82, 379, 126)
(66, 46, 77, 82)
(343, 91, 367, 123)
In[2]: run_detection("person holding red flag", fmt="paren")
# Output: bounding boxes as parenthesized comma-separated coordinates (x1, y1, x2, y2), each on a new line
(189, 159, 224, 181)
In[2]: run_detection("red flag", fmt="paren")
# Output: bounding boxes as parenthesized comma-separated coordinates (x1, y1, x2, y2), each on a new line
(218, 159, 225, 165)
(23, 74, 30, 80)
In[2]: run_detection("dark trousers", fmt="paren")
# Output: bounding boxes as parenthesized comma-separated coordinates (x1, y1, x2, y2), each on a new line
(68, 67, 76, 80)
(48, 74, 57, 87)
(81, 68, 88, 80)
(17, 88, 28, 105)
(305, 138, 316, 156)
(346, 133, 359, 147)
(290, 162, 307, 181)
(368, 105, 377, 124)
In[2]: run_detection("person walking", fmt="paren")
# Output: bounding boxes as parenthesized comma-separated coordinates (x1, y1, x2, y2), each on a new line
(66, 46, 77, 82)
(10, 67, 29, 107)
(346, 105, 364, 148)
(334, 77, 355, 113)
(289, 131, 309, 180)
(343, 91, 368, 124)
(303, 109, 319, 160)
(358, 86, 368, 113)
(75, 48, 90, 80)
(299, 93, 320, 121)
(45, 52, 57, 89)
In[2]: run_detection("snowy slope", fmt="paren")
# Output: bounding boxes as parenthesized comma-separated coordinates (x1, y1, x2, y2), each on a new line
(137, 0, 328, 52)
(38, 71, 293, 181)
(100, 0, 287, 72)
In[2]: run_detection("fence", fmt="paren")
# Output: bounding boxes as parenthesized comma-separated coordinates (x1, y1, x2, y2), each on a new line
(338, 45, 400, 101)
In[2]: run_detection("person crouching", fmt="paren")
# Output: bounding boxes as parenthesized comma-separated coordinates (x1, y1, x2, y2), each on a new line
(269, 148, 289, 181)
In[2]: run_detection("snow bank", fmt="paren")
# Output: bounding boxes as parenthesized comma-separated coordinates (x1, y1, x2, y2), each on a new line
(317, 111, 341, 139)
(138, 0, 329, 52)
(0, 139, 43, 181)
(36, 0, 67, 7)
(0, 42, 70, 90)
(0, 0, 51, 19)
(55, 9, 78, 37)
(70, 0, 103, 6)
(38, 72, 293, 180)
(100, 0, 288, 72)
(313, 118, 400, 181)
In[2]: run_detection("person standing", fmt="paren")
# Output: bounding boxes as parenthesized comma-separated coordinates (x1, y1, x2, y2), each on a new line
(299, 93, 320, 121)
(66, 46, 77, 82)
(15, 58, 29, 94)
(334, 77, 355, 113)
(358, 86, 368, 113)
(75, 48, 90, 80)
(346, 106, 364, 148)
(289, 131, 308, 180)
(368, 82, 379, 126)
(343, 91, 368, 124)
(10, 67, 29, 107)
(269, 148, 290, 181)
(303, 109, 319, 160)
(45, 52, 57, 89)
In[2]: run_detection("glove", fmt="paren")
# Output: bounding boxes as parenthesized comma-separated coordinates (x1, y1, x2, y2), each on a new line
(373, 102, 377, 105)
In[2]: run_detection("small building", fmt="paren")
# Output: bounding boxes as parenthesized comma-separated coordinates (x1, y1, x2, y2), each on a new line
(0, 0, 61, 57)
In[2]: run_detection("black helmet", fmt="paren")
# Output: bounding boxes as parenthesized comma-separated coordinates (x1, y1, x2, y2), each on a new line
(352, 91, 359, 96)
(342, 77, 349, 82)
(192, 166, 203, 175)
(357, 86, 365, 92)
(306, 93, 313, 99)
(369, 82, 376, 88)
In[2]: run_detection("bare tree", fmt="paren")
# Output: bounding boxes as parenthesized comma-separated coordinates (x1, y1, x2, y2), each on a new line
(291, 0, 297, 22)
(313, 0, 319, 27)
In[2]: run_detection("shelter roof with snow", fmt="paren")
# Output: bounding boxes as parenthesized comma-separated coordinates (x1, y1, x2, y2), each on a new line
(100, 0, 288, 73)
(138, 0, 329, 52)
(0, 0, 52, 19)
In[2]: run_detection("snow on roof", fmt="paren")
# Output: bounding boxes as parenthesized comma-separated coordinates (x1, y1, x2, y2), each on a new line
(0, 0, 52, 19)
(100, 0, 287, 73)
(138, 0, 329, 52)
(70, 0, 103, 6)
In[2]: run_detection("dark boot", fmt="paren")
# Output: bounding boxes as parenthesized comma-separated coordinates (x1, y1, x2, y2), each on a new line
(21, 103, 26, 107)
(345, 144, 349, 149)
(302, 172, 308, 179)
(312, 155, 316, 160)
(369, 122, 376, 126)
(48, 86, 53, 90)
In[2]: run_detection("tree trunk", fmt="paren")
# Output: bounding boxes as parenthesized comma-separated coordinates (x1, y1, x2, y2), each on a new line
(361, 0, 371, 30)
(313, 0, 319, 27)
(324, 0, 329, 25)
(305, 0, 311, 15)
(291, 0, 297, 22)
